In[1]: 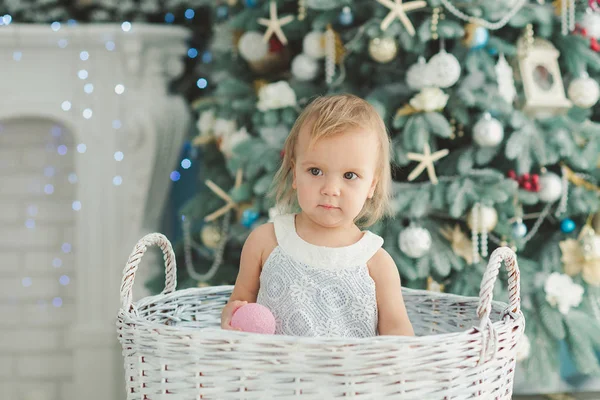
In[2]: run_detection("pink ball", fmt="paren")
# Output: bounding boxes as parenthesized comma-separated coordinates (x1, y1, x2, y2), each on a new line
(230, 303, 276, 334)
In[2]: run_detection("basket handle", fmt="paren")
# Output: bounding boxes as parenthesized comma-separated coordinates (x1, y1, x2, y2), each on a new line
(476, 246, 521, 327)
(120, 233, 177, 310)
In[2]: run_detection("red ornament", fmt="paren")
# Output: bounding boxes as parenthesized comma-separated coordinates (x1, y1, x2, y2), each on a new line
(531, 174, 539, 184)
(269, 36, 284, 53)
(591, 37, 600, 52)
(522, 181, 532, 191)
(507, 170, 517, 179)
(522, 173, 530, 181)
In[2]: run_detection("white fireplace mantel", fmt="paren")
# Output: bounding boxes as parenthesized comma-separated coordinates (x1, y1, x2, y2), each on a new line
(0, 23, 191, 400)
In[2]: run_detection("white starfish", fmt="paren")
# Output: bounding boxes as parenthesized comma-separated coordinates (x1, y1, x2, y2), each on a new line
(257, 1, 295, 45)
(406, 143, 449, 185)
(376, 0, 427, 35)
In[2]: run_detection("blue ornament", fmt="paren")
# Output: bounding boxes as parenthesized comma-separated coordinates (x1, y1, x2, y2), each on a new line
(241, 209, 260, 228)
(560, 218, 576, 233)
(487, 47, 498, 56)
(463, 23, 489, 49)
(244, 0, 258, 8)
(512, 221, 528, 238)
(216, 5, 229, 20)
(338, 6, 354, 26)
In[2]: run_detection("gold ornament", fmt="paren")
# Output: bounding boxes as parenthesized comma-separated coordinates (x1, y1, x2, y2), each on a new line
(562, 164, 600, 193)
(198, 281, 210, 288)
(559, 225, 600, 286)
(375, 0, 427, 35)
(427, 276, 444, 292)
(201, 224, 222, 249)
(406, 143, 449, 184)
(440, 224, 475, 265)
(368, 37, 398, 63)
(257, 1, 294, 45)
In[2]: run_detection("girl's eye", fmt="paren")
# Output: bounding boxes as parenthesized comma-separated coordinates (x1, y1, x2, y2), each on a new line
(344, 172, 358, 180)
(309, 168, 322, 176)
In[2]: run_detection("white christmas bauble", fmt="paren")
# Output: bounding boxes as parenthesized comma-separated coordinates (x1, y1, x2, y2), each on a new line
(568, 76, 600, 108)
(238, 31, 268, 62)
(580, 11, 600, 39)
(291, 53, 320, 81)
(427, 50, 461, 88)
(538, 172, 563, 203)
(398, 226, 432, 258)
(473, 114, 504, 147)
(467, 205, 498, 232)
(368, 37, 397, 64)
(406, 56, 432, 90)
(303, 31, 325, 59)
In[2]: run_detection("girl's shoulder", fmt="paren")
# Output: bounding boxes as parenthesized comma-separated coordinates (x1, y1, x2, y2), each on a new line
(246, 221, 278, 266)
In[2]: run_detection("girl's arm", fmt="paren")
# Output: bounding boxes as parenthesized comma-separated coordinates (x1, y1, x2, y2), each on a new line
(369, 249, 415, 336)
(221, 223, 271, 329)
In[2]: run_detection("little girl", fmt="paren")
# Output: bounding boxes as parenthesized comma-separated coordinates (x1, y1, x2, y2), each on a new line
(221, 94, 414, 337)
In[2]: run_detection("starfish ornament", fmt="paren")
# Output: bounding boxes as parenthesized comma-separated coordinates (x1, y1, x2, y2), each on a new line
(406, 143, 449, 184)
(257, 1, 295, 45)
(376, 0, 427, 35)
(204, 169, 243, 222)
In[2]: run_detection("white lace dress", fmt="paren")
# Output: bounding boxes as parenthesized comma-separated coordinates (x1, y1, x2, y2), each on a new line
(256, 214, 383, 338)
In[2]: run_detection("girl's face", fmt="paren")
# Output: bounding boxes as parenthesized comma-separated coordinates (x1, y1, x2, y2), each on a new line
(292, 121, 379, 229)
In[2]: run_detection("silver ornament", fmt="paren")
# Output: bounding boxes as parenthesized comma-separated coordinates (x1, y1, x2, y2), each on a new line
(406, 56, 432, 91)
(368, 37, 397, 64)
(291, 53, 319, 81)
(538, 172, 563, 203)
(398, 225, 432, 258)
(473, 113, 504, 147)
(568, 76, 600, 108)
(302, 31, 325, 59)
(427, 50, 461, 88)
(238, 31, 268, 62)
(467, 205, 498, 232)
(581, 11, 600, 39)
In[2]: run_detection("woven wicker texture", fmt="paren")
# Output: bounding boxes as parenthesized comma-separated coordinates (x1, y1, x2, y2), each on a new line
(117, 233, 525, 399)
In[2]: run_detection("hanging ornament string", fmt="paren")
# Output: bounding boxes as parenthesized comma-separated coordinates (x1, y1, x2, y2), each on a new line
(298, 0, 306, 21)
(471, 203, 481, 264)
(182, 211, 231, 282)
(559, 0, 576, 36)
(439, 0, 527, 30)
(325, 24, 336, 85)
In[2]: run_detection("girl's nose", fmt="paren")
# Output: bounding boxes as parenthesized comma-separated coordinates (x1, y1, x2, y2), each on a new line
(321, 177, 341, 196)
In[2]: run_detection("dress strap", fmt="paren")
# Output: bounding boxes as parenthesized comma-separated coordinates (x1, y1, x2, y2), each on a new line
(272, 214, 384, 269)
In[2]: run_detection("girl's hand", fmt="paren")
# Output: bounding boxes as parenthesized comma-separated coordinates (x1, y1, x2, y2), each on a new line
(220, 300, 248, 331)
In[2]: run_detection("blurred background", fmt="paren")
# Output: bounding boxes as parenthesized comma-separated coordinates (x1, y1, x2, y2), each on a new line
(0, 0, 599, 399)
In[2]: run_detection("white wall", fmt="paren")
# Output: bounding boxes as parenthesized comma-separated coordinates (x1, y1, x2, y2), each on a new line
(0, 118, 77, 400)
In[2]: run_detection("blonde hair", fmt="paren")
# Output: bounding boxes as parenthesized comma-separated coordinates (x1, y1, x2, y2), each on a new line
(270, 94, 393, 227)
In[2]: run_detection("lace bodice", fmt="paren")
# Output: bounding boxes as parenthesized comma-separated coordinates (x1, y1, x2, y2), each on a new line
(256, 214, 383, 338)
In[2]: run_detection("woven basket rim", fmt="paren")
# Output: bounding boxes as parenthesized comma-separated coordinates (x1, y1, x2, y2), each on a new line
(118, 285, 524, 345)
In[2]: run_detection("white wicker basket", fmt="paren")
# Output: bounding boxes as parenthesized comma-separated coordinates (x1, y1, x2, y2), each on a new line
(117, 233, 525, 400)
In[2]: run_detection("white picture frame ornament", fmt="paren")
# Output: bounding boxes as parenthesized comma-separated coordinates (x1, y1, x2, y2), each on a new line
(516, 36, 571, 117)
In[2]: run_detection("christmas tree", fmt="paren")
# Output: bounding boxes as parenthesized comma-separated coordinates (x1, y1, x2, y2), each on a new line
(150, 0, 600, 388)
